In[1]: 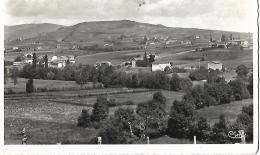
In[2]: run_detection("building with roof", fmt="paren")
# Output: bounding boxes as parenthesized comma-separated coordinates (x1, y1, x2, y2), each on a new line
(152, 63, 171, 71)
(207, 61, 223, 71)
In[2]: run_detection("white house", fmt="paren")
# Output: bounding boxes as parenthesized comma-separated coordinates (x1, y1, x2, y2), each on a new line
(207, 61, 223, 71)
(152, 63, 171, 71)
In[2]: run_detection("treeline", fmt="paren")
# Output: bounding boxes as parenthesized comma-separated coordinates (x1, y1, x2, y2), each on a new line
(74, 92, 253, 144)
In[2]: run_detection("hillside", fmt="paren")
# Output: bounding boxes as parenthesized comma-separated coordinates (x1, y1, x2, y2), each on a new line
(5, 20, 252, 44)
(4, 23, 64, 41)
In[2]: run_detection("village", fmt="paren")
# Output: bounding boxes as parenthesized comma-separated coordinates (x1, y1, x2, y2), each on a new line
(4, 20, 254, 146)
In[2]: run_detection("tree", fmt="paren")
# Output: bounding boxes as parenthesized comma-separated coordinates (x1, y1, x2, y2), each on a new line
(229, 34, 233, 40)
(170, 73, 181, 91)
(44, 54, 48, 68)
(153, 92, 166, 109)
(26, 79, 34, 94)
(91, 96, 109, 122)
(77, 109, 91, 127)
(247, 73, 253, 95)
(236, 64, 249, 78)
(192, 117, 211, 142)
(179, 78, 192, 92)
(114, 108, 136, 132)
(32, 53, 37, 68)
(46, 71, 55, 80)
(229, 79, 250, 100)
(75, 68, 89, 87)
(211, 115, 229, 144)
(186, 85, 205, 109)
(11, 67, 19, 87)
(168, 100, 195, 138)
(14, 55, 24, 62)
(136, 92, 167, 138)
(209, 34, 213, 42)
(189, 67, 208, 81)
(220, 34, 227, 42)
(4, 67, 7, 84)
(97, 120, 130, 144)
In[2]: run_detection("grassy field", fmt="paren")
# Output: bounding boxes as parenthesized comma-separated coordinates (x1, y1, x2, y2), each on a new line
(173, 48, 253, 69)
(4, 86, 253, 144)
(4, 78, 94, 93)
(194, 99, 253, 126)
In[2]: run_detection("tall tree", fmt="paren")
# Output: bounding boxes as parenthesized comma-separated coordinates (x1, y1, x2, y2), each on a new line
(44, 54, 48, 68)
(11, 67, 19, 87)
(32, 53, 37, 68)
(26, 79, 34, 94)
(91, 96, 109, 122)
(209, 34, 213, 42)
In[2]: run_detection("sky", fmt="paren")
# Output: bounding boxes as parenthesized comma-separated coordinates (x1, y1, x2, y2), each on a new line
(3, 0, 256, 32)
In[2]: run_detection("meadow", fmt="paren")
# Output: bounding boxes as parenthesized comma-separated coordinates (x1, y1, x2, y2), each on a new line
(4, 78, 94, 93)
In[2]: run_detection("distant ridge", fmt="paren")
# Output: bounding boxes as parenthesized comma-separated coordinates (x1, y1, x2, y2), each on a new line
(4, 23, 64, 40)
(4, 20, 252, 42)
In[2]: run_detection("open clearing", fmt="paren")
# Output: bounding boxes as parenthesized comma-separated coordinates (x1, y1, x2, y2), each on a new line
(194, 99, 253, 126)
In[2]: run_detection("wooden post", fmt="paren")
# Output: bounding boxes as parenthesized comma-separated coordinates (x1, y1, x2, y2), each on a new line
(128, 122, 133, 136)
(147, 136, 150, 144)
(98, 137, 102, 145)
(194, 136, 196, 144)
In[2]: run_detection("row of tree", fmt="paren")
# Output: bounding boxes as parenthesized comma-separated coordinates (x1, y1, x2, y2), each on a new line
(76, 92, 253, 144)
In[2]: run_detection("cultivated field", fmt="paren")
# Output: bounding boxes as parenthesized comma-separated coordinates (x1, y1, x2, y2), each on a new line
(4, 78, 94, 93)
(4, 89, 184, 144)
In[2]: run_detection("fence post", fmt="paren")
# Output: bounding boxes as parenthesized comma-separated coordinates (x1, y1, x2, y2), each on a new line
(98, 136, 102, 145)
(194, 136, 196, 144)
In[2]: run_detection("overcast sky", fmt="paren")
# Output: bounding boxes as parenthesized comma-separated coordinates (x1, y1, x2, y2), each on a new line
(3, 0, 255, 32)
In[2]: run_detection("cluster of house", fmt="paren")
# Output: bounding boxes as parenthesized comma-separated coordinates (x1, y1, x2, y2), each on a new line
(94, 50, 224, 74)
(13, 53, 76, 69)
(208, 39, 249, 48)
